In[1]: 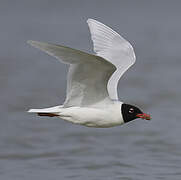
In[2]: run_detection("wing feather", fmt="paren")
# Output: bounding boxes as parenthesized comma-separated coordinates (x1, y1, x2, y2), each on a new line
(28, 40, 116, 107)
(87, 19, 136, 100)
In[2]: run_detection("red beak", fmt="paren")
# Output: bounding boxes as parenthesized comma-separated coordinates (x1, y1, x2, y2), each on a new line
(136, 113, 151, 120)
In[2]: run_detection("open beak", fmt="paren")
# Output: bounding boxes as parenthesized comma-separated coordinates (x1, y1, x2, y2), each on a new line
(136, 113, 151, 120)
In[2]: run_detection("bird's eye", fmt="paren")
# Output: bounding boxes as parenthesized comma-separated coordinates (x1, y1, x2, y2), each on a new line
(129, 108, 134, 113)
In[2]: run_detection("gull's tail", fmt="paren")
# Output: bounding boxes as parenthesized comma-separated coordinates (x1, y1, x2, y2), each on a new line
(28, 105, 63, 117)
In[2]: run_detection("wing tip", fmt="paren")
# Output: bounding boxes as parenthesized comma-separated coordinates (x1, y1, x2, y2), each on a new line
(27, 40, 43, 48)
(27, 40, 40, 49)
(87, 18, 99, 25)
(27, 40, 35, 45)
(27, 40, 52, 52)
(87, 18, 93, 23)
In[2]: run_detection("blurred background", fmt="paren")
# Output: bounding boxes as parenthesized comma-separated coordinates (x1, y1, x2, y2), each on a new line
(0, 0, 181, 179)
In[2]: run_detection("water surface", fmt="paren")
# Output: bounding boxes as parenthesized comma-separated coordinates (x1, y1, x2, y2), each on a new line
(0, 1, 181, 179)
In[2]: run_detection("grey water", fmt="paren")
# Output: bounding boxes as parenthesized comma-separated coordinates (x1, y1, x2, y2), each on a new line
(0, 0, 181, 179)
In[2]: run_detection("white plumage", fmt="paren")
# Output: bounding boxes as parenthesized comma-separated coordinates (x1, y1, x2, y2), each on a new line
(87, 19, 136, 100)
(27, 19, 140, 127)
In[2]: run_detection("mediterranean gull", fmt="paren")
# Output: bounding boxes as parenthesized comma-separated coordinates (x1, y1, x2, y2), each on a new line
(28, 18, 151, 128)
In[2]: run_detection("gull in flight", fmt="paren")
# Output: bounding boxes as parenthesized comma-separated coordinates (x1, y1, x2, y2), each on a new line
(28, 19, 151, 128)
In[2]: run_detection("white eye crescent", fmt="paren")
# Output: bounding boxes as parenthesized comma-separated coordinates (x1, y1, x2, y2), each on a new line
(129, 108, 134, 113)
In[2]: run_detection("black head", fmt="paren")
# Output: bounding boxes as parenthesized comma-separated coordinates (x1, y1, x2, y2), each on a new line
(121, 103, 151, 123)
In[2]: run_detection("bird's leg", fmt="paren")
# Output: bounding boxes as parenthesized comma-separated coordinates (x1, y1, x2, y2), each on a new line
(37, 113, 59, 117)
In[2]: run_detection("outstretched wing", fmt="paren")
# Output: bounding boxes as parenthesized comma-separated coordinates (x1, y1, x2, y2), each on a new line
(87, 19, 136, 100)
(27, 41, 116, 107)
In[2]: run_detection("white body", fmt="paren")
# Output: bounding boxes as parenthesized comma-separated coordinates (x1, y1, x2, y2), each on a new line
(28, 19, 136, 128)
(29, 101, 123, 128)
